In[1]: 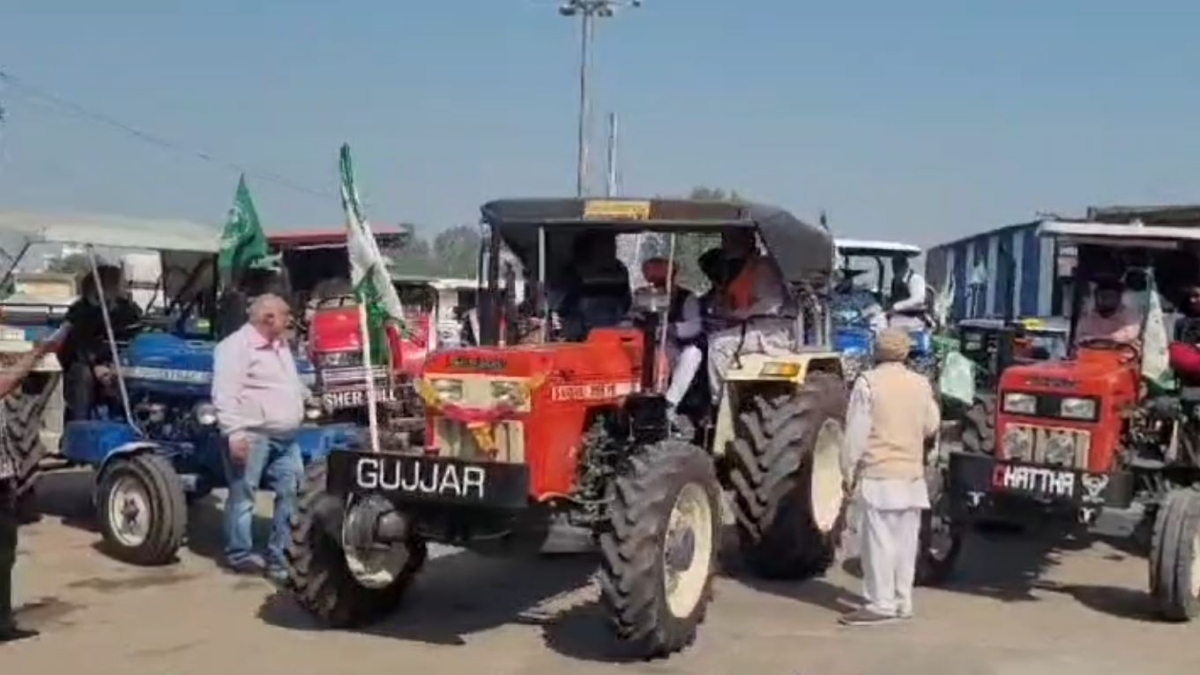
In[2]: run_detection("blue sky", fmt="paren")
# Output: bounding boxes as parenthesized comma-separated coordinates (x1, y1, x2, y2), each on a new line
(1, 1, 1198, 246)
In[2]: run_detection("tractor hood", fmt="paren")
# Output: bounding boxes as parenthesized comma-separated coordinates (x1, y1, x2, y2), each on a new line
(309, 304, 432, 375)
(999, 349, 1136, 395)
(424, 330, 643, 383)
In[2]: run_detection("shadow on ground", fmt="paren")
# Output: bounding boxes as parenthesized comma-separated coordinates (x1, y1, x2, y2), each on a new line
(26, 468, 272, 569)
(257, 549, 620, 659)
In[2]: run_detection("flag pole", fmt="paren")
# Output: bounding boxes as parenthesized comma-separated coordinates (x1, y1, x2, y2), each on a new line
(357, 300, 382, 454)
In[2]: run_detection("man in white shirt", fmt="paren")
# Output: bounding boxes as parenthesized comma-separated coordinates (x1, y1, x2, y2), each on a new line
(888, 255, 928, 331)
(212, 294, 309, 583)
(839, 328, 940, 626)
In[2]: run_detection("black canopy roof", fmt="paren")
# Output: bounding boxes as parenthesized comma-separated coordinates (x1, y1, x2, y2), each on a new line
(479, 198, 834, 286)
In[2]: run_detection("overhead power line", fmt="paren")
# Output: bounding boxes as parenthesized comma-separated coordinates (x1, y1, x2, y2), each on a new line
(0, 68, 339, 202)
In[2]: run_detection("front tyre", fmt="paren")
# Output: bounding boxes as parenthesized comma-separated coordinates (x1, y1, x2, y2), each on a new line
(596, 440, 721, 660)
(96, 453, 187, 566)
(1149, 487, 1200, 621)
(728, 372, 849, 579)
(961, 395, 995, 456)
(285, 457, 426, 627)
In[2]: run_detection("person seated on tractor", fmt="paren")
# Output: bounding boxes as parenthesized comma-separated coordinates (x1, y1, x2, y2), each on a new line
(706, 229, 795, 403)
(887, 254, 928, 331)
(832, 267, 887, 334)
(559, 232, 631, 341)
(640, 257, 704, 419)
(217, 266, 284, 340)
(1075, 276, 1142, 349)
(696, 247, 734, 319)
(61, 265, 143, 421)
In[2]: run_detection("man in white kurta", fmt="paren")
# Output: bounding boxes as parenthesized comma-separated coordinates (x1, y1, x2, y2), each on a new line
(839, 328, 940, 626)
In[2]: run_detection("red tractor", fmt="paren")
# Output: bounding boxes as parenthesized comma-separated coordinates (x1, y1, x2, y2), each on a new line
(268, 228, 436, 446)
(282, 198, 858, 659)
(939, 218, 1200, 620)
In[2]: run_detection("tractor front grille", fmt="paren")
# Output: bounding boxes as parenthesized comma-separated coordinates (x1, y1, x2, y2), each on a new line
(1001, 423, 1090, 469)
(431, 417, 525, 464)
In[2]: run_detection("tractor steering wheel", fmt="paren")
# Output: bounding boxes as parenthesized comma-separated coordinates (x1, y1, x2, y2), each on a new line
(1076, 337, 1140, 361)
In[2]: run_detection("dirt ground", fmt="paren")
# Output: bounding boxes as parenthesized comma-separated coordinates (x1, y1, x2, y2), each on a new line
(5, 469, 1200, 675)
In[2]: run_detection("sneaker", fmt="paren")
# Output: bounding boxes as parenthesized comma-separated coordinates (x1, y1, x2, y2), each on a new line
(264, 566, 289, 585)
(838, 608, 898, 626)
(0, 626, 40, 644)
(222, 554, 266, 575)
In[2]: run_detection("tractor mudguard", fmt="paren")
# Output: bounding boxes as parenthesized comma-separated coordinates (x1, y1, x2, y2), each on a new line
(62, 420, 143, 467)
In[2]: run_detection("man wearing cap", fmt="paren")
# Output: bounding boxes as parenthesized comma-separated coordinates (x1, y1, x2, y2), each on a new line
(839, 327, 940, 626)
(1076, 277, 1141, 348)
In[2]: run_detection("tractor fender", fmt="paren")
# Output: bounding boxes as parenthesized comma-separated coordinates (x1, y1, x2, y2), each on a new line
(90, 441, 172, 508)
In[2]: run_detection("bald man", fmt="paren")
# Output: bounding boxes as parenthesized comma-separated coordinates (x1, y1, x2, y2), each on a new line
(211, 294, 309, 582)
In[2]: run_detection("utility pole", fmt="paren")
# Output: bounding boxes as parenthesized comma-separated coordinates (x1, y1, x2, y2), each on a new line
(558, 0, 641, 197)
(605, 112, 618, 197)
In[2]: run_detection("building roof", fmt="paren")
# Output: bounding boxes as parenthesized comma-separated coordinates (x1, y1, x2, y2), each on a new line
(0, 212, 221, 253)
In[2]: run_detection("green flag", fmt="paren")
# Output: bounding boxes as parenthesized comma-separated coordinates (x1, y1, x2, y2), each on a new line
(339, 144, 409, 367)
(218, 174, 274, 284)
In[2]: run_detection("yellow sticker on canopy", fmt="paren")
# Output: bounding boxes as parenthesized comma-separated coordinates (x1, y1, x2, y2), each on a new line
(583, 200, 651, 221)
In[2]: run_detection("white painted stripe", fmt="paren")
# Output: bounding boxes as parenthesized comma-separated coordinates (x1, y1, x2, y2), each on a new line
(944, 246, 957, 316)
(985, 235, 999, 316)
(1011, 228, 1025, 317)
(1039, 236, 1055, 316)
(963, 241, 974, 318)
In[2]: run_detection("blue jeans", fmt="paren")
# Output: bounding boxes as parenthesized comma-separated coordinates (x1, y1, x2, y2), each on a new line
(222, 433, 302, 570)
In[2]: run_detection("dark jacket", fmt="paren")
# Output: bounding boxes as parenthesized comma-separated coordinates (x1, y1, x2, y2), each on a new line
(61, 298, 143, 371)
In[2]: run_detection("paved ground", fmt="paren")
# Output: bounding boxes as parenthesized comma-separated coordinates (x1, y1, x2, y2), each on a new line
(5, 469, 1200, 675)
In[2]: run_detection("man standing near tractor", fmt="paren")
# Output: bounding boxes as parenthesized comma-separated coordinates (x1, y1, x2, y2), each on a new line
(839, 327, 940, 626)
(211, 293, 308, 582)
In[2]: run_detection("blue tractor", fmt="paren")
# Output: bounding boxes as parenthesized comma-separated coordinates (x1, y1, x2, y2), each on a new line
(832, 239, 937, 379)
(0, 213, 358, 566)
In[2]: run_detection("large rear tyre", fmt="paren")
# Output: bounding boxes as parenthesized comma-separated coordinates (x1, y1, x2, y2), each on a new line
(727, 372, 849, 579)
(1149, 487, 1200, 621)
(961, 395, 995, 456)
(596, 440, 721, 660)
(285, 458, 426, 627)
(96, 453, 187, 566)
(2, 372, 61, 524)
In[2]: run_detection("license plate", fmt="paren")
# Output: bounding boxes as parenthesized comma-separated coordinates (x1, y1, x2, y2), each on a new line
(321, 386, 396, 410)
(991, 463, 1077, 499)
(327, 451, 529, 509)
(0, 328, 26, 342)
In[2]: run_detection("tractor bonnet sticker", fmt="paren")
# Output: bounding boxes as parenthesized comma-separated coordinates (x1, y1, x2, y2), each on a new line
(550, 381, 638, 402)
(355, 456, 487, 500)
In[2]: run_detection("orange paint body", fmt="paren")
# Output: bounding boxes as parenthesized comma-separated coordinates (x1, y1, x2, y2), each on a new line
(423, 328, 648, 501)
(996, 347, 1139, 473)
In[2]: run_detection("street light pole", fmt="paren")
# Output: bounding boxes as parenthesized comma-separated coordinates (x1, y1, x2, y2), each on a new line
(558, 0, 641, 198)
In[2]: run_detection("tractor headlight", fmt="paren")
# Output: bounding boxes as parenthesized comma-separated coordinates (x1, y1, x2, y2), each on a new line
(194, 403, 219, 426)
(316, 351, 361, 368)
(1002, 392, 1037, 415)
(1059, 397, 1097, 421)
(430, 378, 464, 404)
(490, 380, 530, 409)
(760, 361, 801, 378)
